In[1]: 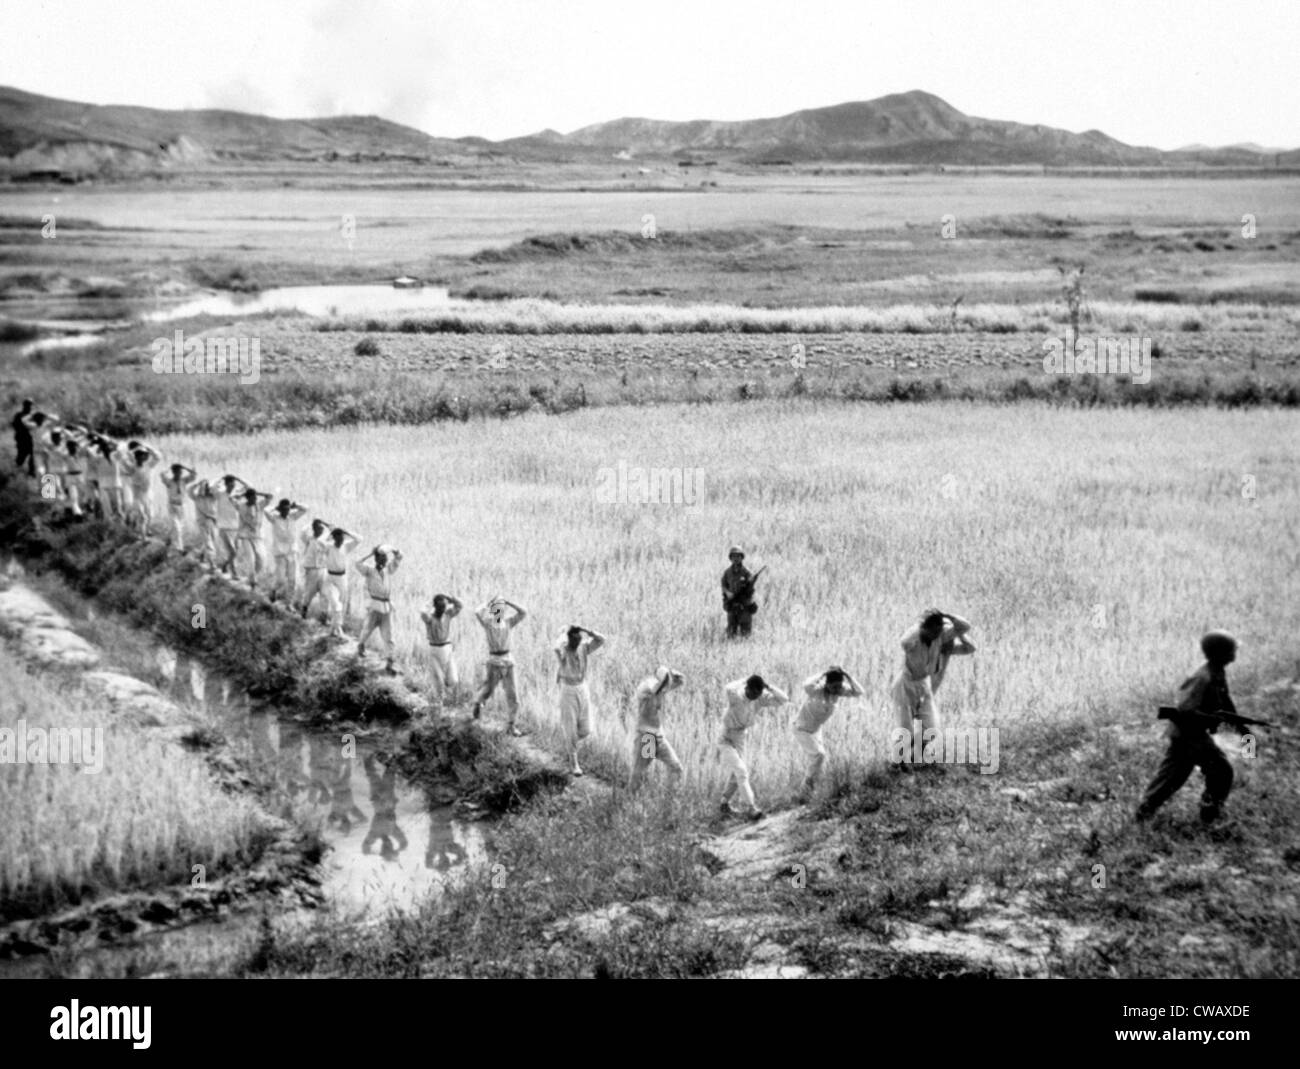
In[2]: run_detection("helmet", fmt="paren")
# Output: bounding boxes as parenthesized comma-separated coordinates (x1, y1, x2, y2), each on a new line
(1200, 630, 1238, 663)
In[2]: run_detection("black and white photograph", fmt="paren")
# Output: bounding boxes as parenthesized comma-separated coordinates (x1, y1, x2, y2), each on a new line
(0, 0, 1296, 1033)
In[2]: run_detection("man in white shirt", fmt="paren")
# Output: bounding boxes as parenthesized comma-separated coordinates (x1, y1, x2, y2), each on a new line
(214, 475, 245, 578)
(235, 486, 274, 590)
(188, 479, 221, 568)
(891, 608, 974, 739)
(553, 624, 606, 776)
(323, 527, 361, 638)
(266, 498, 308, 606)
(356, 545, 403, 672)
(420, 594, 464, 704)
(793, 666, 864, 802)
(61, 435, 87, 516)
(298, 519, 330, 619)
(127, 443, 162, 537)
(160, 462, 197, 551)
(471, 596, 528, 736)
(626, 665, 686, 793)
(94, 436, 129, 521)
(719, 674, 789, 820)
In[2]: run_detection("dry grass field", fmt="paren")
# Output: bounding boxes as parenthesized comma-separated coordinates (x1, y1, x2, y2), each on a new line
(151, 401, 1300, 810)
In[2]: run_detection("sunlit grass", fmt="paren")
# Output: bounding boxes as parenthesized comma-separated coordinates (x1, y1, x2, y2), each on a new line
(318, 298, 1300, 336)
(152, 401, 1300, 809)
(0, 644, 262, 916)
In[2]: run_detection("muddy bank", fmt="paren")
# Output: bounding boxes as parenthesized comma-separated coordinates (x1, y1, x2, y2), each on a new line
(3, 468, 591, 807)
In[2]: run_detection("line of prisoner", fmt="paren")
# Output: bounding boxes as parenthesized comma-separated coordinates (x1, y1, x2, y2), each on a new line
(11, 399, 1244, 823)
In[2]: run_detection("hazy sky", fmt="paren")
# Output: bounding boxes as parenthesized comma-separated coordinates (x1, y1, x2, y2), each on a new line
(2, 0, 1296, 149)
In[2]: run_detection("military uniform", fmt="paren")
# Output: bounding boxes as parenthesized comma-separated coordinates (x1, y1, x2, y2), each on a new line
(13, 406, 34, 476)
(722, 561, 757, 637)
(1136, 663, 1236, 823)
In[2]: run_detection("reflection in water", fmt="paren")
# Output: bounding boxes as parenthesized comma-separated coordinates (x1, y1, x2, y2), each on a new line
(277, 720, 307, 798)
(166, 649, 197, 705)
(362, 754, 408, 861)
(326, 752, 366, 835)
(18, 333, 108, 358)
(305, 734, 334, 805)
(153, 638, 483, 915)
(426, 813, 468, 874)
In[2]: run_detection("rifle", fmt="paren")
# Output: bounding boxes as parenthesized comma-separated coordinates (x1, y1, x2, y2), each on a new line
(725, 565, 766, 610)
(1157, 706, 1272, 731)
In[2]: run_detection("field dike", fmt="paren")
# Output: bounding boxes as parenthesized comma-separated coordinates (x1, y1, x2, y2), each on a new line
(0, 472, 571, 803)
(0, 473, 420, 725)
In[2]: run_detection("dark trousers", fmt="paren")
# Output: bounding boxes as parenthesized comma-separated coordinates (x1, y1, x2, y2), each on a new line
(15, 435, 33, 476)
(725, 605, 755, 637)
(1138, 733, 1233, 819)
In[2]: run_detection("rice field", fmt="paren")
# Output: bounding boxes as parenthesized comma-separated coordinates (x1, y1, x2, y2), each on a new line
(150, 400, 1300, 809)
(0, 644, 261, 915)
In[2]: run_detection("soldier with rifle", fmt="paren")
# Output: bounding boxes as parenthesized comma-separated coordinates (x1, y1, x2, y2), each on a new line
(721, 545, 765, 638)
(1136, 630, 1267, 825)
(12, 398, 35, 476)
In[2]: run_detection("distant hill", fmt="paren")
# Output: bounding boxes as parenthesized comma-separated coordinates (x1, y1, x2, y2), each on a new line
(1177, 141, 1295, 155)
(1, 84, 1294, 176)
(0, 85, 478, 174)
(533, 91, 1168, 166)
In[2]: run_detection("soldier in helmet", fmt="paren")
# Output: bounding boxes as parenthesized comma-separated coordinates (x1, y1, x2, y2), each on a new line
(1136, 630, 1242, 825)
(12, 398, 35, 476)
(721, 546, 763, 638)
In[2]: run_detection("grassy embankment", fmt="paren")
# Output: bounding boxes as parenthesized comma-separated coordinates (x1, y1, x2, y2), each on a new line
(0, 474, 418, 723)
(0, 472, 575, 819)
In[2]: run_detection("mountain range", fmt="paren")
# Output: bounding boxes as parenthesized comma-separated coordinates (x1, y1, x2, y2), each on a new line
(1, 85, 1294, 176)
